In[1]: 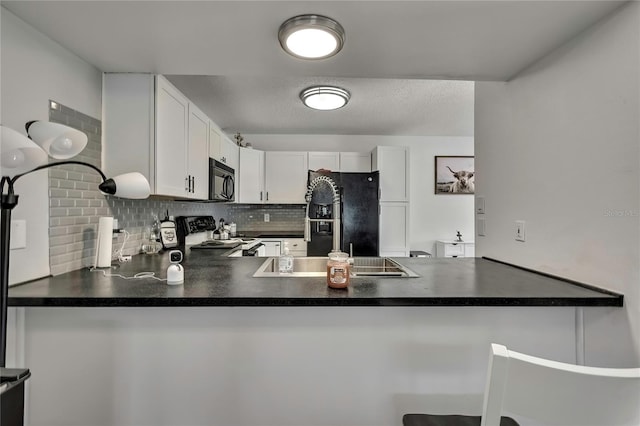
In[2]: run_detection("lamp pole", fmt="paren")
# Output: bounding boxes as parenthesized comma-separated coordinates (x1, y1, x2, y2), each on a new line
(1, 177, 18, 367)
(0, 161, 112, 367)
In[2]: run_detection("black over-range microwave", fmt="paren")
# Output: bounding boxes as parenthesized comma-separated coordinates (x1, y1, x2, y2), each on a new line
(209, 159, 235, 202)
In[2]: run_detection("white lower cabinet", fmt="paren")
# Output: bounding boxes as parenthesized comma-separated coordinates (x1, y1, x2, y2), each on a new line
(436, 241, 475, 258)
(284, 238, 307, 257)
(379, 202, 410, 257)
(261, 239, 282, 257)
(260, 238, 307, 257)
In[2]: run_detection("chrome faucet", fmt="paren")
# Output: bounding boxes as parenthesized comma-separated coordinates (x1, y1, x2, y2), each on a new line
(304, 175, 341, 253)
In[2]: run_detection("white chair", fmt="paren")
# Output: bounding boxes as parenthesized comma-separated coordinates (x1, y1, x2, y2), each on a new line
(403, 343, 640, 426)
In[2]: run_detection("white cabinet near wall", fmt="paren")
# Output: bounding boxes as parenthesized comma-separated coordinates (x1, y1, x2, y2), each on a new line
(340, 152, 371, 172)
(261, 239, 282, 257)
(372, 146, 409, 202)
(238, 148, 265, 203)
(103, 73, 209, 200)
(379, 202, 410, 257)
(436, 241, 475, 258)
(264, 151, 308, 204)
(308, 152, 340, 172)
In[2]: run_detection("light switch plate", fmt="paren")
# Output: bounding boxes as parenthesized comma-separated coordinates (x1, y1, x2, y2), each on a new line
(264, 213, 270, 222)
(476, 196, 485, 214)
(10, 220, 27, 249)
(515, 220, 526, 242)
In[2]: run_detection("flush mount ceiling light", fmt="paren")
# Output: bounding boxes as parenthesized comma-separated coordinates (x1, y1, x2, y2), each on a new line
(279, 14, 345, 60)
(300, 86, 350, 110)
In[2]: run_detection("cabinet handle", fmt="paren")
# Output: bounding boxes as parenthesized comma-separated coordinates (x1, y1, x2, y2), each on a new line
(185, 176, 190, 192)
(191, 176, 195, 193)
(260, 191, 263, 201)
(266, 192, 269, 201)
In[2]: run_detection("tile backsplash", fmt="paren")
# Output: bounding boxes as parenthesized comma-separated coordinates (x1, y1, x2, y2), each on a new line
(47, 101, 304, 275)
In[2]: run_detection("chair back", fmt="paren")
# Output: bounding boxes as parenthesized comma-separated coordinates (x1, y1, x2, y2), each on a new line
(481, 344, 640, 426)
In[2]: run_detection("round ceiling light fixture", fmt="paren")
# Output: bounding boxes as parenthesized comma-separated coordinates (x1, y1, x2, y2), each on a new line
(300, 86, 350, 110)
(278, 14, 345, 60)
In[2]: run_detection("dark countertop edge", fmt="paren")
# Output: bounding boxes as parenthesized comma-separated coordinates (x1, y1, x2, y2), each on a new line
(483, 257, 624, 298)
(8, 296, 623, 308)
(238, 231, 305, 238)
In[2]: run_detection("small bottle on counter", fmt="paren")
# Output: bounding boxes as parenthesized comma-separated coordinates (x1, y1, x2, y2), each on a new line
(278, 243, 294, 273)
(327, 251, 350, 289)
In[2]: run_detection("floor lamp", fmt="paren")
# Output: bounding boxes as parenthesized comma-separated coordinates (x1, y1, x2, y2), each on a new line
(0, 121, 150, 367)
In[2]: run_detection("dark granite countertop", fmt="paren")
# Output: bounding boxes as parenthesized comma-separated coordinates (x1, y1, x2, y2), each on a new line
(7, 251, 623, 307)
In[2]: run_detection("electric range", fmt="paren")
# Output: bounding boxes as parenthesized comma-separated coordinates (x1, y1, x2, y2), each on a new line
(176, 216, 264, 256)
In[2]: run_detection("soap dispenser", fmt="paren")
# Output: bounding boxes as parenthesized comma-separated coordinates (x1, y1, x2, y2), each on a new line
(278, 242, 294, 273)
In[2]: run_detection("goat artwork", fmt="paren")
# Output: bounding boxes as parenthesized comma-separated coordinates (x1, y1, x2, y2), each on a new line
(434, 156, 475, 194)
(446, 166, 474, 193)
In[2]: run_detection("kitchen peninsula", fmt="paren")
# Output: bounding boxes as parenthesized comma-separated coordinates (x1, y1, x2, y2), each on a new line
(8, 252, 622, 307)
(7, 253, 623, 426)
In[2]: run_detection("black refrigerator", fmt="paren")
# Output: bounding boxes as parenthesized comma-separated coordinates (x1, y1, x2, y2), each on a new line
(307, 170, 379, 257)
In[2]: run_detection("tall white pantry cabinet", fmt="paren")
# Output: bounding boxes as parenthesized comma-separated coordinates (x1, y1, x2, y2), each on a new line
(103, 74, 209, 199)
(373, 146, 411, 257)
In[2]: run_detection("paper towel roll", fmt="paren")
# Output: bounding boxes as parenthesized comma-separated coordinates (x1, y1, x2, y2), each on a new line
(95, 217, 114, 268)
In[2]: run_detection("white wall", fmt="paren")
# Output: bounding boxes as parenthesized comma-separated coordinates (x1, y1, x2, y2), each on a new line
(24, 306, 577, 426)
(0, 7, 102, 284)
(475, 2, 639, 366)
(243, 134, 475, 254)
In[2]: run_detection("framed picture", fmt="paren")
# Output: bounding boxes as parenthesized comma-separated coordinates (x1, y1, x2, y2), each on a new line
(435, 156, 475, 194)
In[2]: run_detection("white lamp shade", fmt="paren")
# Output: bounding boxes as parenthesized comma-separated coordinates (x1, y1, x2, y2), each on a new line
(27, 121, 87, 159)
(0, 125, 48, 176)
(99, 172, 150, 199)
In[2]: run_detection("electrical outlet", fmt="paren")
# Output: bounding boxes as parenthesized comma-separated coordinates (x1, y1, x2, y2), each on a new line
(515, 220, 526, 242)
(477, 218, 486, 236)
(264, 213, 270, 222)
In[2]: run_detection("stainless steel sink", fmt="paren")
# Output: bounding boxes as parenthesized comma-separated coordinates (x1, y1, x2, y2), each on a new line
(253, 256, 419, 278)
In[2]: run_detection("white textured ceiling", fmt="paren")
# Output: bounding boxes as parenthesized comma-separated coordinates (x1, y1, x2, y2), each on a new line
(2, 1, 627, 136)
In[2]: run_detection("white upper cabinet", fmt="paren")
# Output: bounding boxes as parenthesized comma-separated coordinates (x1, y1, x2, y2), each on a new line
(308, 152, 340, 172)
(187, 104, 209, 200)
(264, 151, 308, 204)
(209, 124, 222, 161)
(103, 73, 209, 200)
(238, 148, 265, 203)
(209, 122, 239, 171)
(372, 146, 410, 202)
(154, 76, 190, 197)
(340, 152, 371, 172)
(221, 136, 239, 172)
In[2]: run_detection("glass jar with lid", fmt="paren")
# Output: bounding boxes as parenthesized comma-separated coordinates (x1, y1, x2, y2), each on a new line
(326, 251, 350, 289)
